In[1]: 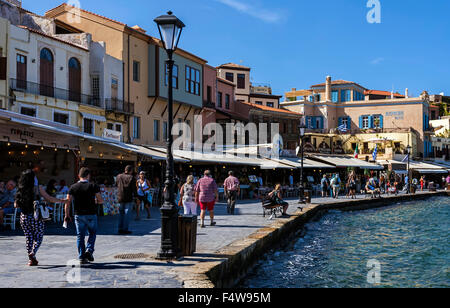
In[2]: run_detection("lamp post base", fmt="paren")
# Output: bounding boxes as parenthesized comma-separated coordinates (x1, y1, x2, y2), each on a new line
(156, 201, 180, 261)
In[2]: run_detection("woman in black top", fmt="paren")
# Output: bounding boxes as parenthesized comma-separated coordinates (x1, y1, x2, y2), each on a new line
(15, 170, 67, 266)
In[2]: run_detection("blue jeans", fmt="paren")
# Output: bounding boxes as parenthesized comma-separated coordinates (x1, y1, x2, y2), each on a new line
(74, 215, 98, 259)
(118, 202, 134, 232)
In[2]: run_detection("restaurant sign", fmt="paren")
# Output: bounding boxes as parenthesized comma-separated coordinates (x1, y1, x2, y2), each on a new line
(103, 128, 122, 142)
(318, 141, 332, 154)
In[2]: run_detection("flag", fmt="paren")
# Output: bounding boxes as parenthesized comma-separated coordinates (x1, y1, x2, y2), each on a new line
(354, 144, 359, 159)
(338, 124, 348, 133)
(402, 154, 409, 163)
(372, 144, 378, 161)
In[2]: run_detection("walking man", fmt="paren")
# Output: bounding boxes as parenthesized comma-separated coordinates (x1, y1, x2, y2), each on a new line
(65, 168, 103, 264)
(116, 165, 137, 235)
(195, 170, 219, 228)
(224, 171, 240, 215)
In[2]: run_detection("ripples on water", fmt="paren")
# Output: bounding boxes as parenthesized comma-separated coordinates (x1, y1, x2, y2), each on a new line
(241, 197, 449, 288)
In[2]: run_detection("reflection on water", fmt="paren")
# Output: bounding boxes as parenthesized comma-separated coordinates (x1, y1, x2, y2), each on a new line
(241, 197, 449, 288)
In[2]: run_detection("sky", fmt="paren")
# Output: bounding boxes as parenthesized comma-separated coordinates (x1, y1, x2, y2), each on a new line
(23, 0, 450, 99)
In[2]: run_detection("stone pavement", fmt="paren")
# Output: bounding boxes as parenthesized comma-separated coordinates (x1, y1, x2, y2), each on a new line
(0, 190, 439, 288)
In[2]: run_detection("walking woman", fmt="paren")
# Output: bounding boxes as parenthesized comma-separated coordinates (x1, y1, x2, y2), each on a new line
(179, 175, 197, 215)
(14, 170, 67, 266)
(348, 175, 357, 199)
(136, 171, 152, 220)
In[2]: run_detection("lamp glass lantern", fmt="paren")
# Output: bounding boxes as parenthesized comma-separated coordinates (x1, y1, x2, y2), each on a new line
(154, 11, 185, 53)
(299, 123, 307, 137)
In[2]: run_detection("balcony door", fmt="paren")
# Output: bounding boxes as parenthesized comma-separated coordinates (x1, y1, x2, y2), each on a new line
(16, 54, 27, 89)
(69, 57, 81, 102)
(39, 48, 54, 97)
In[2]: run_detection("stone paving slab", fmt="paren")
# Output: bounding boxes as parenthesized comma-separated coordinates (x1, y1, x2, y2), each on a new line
(0, 191, 443, 288)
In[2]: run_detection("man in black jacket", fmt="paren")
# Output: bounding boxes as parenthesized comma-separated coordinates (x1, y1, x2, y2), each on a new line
(116, 165, 137, 235)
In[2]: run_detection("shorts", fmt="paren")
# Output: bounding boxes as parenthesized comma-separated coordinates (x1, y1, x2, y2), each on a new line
(199, 201, 215, 212)
(137, 195, 150, 205)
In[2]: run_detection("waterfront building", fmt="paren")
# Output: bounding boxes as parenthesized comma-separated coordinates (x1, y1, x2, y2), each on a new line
(217, 63, 282, 108)
(46, 3, 205, 148)
(282, 76, 433, 160)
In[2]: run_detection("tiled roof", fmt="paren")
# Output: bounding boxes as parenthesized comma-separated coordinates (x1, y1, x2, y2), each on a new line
(311, 80, 367, 90)
(242, 102, 302, 116)
(217, 63, 251, 70)
(365, 90, 405, 98)
(46, 3, 126, 26)
(217, 77, 235, 86)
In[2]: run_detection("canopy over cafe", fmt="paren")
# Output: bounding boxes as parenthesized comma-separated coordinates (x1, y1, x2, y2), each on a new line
(0, 111, 79, 185)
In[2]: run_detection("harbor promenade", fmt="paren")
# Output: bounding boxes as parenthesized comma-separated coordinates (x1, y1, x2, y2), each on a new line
(0, 190, 446, 288)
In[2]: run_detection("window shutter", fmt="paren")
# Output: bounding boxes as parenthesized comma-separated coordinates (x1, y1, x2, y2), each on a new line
(347, 116, 351, 130)
(359, 116, 363, 129)
(320, 117, 324, 129)
(379, 115, 384, 128)
(368, 116, 374, 129)
(338, 117, 343, 127)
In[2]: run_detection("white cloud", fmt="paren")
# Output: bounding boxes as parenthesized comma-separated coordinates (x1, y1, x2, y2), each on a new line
(370, 57, 385, 65)
(216, 0, 283, 23)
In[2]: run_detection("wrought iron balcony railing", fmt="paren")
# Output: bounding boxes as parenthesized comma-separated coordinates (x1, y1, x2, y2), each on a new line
(10, 79, 101, 107)
(105, 98, 135, 115)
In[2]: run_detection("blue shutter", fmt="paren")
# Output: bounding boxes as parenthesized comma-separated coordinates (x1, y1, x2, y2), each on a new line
(359, 116, 363, 129)
(347, 116, 351, 130)
(338, 117, 343, 127)
(311, 117, 316, 129)
(320, 117, 324, 129)
(369, 116, 374, 129)
(379, 115, 384, 128)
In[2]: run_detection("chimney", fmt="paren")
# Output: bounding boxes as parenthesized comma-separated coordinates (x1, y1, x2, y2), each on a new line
(405, 88, 409, 98)
(325, 76, 332, 102)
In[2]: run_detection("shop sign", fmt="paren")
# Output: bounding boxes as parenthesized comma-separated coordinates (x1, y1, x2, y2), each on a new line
(103, 128, 122, 142)
(333, 145, 345, 154)
(318, 141, 331, 154)
(303, 142, 316, 153)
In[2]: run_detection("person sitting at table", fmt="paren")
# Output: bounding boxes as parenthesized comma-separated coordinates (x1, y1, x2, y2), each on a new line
(57, 180, 69, 195)
(0, 180, 17, 229)
(268, 184, 289, 218)
(46, 179, 58, 197)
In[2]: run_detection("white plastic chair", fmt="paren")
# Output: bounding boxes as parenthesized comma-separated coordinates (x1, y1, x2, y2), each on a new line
(4, 208, 17, 231)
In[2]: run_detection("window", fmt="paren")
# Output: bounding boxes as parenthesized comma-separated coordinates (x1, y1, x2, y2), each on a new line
(237, 74, 245, 89)
(163, 121, 168, 140)
(20, 106, 36, 117)
(217, 92, 223, 108)
(54, 112, 69, 125)
(111, 77, 119, 99)
(153, 120, 160, 141)
(255, 101, 263, 105)
(115, 124, 122, 132)
(342, 117, 349, 128)
(107, 123, 114, 130)
(362, 116, 370, 129)
(373, 115, 383, 128)
(16, 54, 27, 88)
(91, 75, 100, 101)
(185, 66, 200, 95)
(353, 91, 364, 101)
(207, 86, 212, 103)
(40, 48, 54, 97)
(133, 117, 141, 139)
(165, 63, 178, 89)
(133, 61, 140, 82)
(225, 72, 234, 83)
(341, 90, 351, 102)
(225, 94, 230, 109)
(68, 57, 81, 102)
(83, 118, 94, 135)
(331, 91, 339, 102)
(267, 102, 274, 108)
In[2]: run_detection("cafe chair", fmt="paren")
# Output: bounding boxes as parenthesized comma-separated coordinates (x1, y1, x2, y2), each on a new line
(4, 208, 17, 231)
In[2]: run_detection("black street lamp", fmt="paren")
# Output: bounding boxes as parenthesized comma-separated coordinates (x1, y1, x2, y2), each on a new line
(154, 11, 185, 260)
(298, 122, 307, 204)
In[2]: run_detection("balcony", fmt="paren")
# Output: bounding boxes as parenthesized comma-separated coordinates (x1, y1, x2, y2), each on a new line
(10, 79, 101, 107)
(105, 98, 134, 115)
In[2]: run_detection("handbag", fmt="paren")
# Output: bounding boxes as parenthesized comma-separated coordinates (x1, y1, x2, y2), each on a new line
(34, 200, 51, 221)
(146, 191, 153, 204)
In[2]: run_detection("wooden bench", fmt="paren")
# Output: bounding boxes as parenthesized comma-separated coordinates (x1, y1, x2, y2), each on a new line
(262, 195, 284, 219)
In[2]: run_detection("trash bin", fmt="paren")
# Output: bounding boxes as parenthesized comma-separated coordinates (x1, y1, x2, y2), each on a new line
(178, 215, 197, 256)
(304, 190, 312, 204)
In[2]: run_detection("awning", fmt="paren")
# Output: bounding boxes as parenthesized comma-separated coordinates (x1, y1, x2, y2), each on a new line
(416, 169, 448, 174)
(393, 159, 448, 174)
(271, 157, 335, 169)
(310, 155, 384, 170)
(80, 112, 106, 122)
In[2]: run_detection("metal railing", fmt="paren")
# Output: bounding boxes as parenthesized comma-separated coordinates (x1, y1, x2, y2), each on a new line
(105, 98, 134, 114)
(10, 79, 101, 107)
(203, 100, 216, 109)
